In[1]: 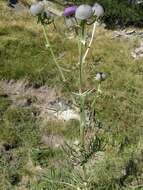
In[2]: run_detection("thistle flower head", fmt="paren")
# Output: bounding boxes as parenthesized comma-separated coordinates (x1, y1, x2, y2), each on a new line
(30, 2, 44, 16)
(63, 6, 77, 17)
(92, 3, 104, 18)
(75, 4, 93, 21)
(95, 72, 106, 82)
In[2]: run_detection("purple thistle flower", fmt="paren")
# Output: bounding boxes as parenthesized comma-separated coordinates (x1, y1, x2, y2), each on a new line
(63, 6, 77, 17)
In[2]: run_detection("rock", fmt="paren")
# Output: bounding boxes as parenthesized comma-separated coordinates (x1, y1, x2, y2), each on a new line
(8, 1, 28, 12)
(131, 40, 143, 59)
(112, 29, 136, 39)
(126, 30, 136, 35)
(0, 80, 79, 122)
(12, 2, 27, 11)
(134, 47, 143, 54)
(54, 108, 80, 121)
(112, 29, 143, 39)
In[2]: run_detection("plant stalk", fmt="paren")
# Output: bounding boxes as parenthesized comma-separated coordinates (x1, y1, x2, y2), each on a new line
(79, 21, 85, 92)
(78, 21, 98, 148)
(42, 24, 66, 82)
(80, 96, 86, 148)
(78, 21, 86, 149)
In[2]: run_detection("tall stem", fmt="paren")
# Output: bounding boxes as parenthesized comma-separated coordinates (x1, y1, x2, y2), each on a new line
(80, 96, 86, 148)
(79, 21, 85, 92)
(78, 21, 86, 148)
(42, 24, 66, 82)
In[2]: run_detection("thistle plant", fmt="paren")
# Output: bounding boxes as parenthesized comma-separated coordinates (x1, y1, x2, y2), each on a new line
(95, 72, 107, 94)
(30, 2, 66, 82)
(30, 1, 106, 188)
(74, 3, 105, 149)
(60, 4, 106, 186)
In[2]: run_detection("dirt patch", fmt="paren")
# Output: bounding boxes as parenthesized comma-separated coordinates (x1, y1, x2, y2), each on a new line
(0, 80, 79, 121)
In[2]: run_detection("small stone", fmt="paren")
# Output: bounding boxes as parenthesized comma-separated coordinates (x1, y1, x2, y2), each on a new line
(131, 42, 143, 59)
(55, 108, 80, 121)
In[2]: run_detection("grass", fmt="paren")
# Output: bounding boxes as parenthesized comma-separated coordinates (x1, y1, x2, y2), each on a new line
(0, 1, 143, 190)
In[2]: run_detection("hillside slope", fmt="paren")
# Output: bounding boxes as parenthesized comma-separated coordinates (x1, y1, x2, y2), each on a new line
(0, 1, 143, 190)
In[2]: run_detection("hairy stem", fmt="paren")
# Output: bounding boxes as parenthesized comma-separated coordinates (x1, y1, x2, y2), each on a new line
(79, 21, 85, 92)
(42, 24, 66, 82)
(80, 96, 86, 148)
(78, 21, 86, 149)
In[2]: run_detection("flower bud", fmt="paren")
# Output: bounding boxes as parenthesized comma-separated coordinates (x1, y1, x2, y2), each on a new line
(95, 72, 106, 82)
(75, 4, 93, 20)
(92, 3, 104, 18)
(30, 2, 44, 16)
